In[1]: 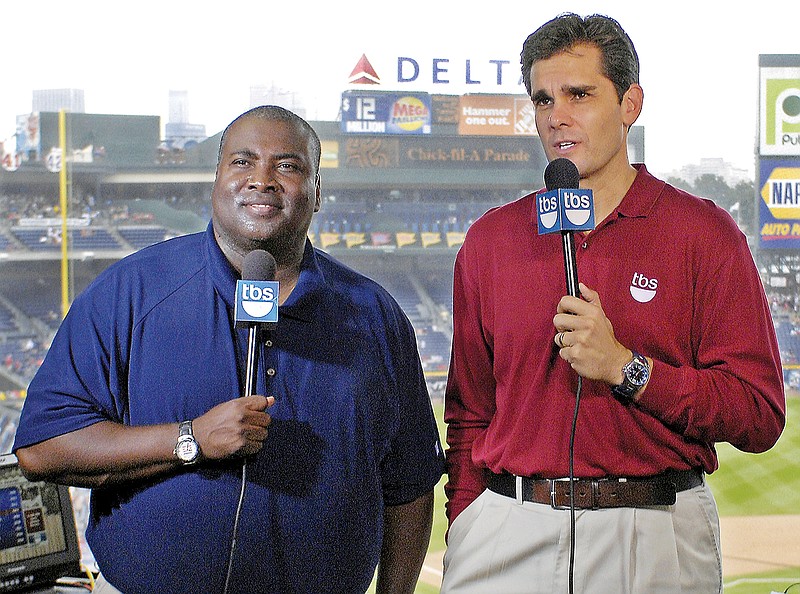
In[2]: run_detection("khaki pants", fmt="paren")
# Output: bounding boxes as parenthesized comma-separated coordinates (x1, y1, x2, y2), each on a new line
(441, 481, 722, 594)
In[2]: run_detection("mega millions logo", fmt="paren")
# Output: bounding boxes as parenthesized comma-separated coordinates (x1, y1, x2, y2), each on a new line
(762, 75, 800, 155)
(388, 96, 430, 133)
(761, 167, 800, 220)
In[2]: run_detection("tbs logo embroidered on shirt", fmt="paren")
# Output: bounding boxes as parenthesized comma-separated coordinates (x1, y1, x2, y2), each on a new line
(629, 272, 658, 303)
(235, 280, 279, 323)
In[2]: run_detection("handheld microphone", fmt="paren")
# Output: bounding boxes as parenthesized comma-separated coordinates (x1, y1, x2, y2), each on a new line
(234, 249, 278, 397)
(226, 249, 279, 594)
(536, 158, 595, 297)
(537, 159, 596, 594)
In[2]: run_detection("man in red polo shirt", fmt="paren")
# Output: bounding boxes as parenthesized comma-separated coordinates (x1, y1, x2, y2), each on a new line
(442, 13, 785, 594)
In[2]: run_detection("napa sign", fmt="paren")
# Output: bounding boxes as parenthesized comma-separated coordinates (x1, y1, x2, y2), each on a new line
(759, 159, 800, 249)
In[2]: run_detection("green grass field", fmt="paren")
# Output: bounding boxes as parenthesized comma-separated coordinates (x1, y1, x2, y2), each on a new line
(370, 395, 800, 593)
(710, 394, 800, 592)
(709, 395, 800, 516)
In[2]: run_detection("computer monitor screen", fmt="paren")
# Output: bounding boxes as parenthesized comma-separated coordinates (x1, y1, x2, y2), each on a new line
(0, 454, 81, 592)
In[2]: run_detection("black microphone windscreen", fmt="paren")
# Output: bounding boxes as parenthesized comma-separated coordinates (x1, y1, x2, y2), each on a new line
(242, 249, 276, 281)
(544, 158, 580, 191)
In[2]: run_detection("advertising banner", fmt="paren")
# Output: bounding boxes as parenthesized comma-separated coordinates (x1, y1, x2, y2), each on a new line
(758, 157, 800, 249)
(340, 91, 431, 135)
(457, 95, 536, 136)
(15, 113, 40, 160)
(759, 55, 800, 156)
(342, 135, 542, 170)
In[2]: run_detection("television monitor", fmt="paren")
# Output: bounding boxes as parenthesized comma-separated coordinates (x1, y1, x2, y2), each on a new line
(0, 454, 81, 592)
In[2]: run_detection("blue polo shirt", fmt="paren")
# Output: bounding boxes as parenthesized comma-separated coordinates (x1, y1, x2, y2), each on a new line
(14, 223, 444, 594)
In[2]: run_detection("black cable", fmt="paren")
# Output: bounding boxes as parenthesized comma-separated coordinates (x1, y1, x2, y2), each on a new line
(223, 461, 248, 594)
(224, 324, 261, 594)
(568, 375, 582, 594)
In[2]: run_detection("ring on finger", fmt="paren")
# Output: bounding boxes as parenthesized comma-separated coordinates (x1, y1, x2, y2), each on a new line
(556, 332, 565, 348)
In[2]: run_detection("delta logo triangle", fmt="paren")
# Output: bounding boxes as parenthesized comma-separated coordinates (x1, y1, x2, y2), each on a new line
(348, 54, 381, 85)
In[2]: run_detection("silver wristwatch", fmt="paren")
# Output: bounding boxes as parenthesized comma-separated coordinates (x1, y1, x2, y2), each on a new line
(173, 420, 200, 465)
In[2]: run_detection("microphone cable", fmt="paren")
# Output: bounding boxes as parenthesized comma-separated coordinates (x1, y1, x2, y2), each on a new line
(223, 320, 263, 594)
(567, 375, 582, 594)
(223, 459, 248, 594)
(223, 332, 260, 594)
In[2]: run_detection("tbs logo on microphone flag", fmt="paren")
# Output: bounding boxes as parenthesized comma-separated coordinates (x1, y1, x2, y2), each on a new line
(235, 280, 279, 324)
(536, 189, 595, 234)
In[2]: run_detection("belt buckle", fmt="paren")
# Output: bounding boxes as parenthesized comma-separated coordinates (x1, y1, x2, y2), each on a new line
(550, 478, 572, 509)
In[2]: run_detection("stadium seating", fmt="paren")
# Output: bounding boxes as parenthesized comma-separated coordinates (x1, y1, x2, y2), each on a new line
(117, 226, 168, 249)
(0, 412, 18, 454)
(774, 319, 800, 364)
(1, 275, 62, 333)
(3, 194, 797, 395)
(0, 231, 13, 251)
(10, 227, 122, 251)
(0, 302, 18, 333)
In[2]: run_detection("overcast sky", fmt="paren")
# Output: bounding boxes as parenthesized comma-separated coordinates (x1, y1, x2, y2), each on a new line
(1, 0, 798, 178)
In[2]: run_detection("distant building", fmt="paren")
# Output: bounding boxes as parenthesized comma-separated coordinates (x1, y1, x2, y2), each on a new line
(250, 85, 306, 118)
(163, 91, 206, 153)
(168, 90, 190, 124)
(663, 158, 751, 185)
(32, 89, 85, 114)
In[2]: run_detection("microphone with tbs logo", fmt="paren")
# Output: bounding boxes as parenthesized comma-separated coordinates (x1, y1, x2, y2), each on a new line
(536, 158, 596, 297)
(234, 249, 278, 397)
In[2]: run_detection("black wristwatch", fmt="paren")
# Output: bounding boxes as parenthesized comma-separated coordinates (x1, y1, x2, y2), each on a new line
(611, 352, 650, 401)
(174, 420, 200, 465)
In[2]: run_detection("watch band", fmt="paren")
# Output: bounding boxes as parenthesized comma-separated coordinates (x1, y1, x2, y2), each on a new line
(178, 420, 193, 438)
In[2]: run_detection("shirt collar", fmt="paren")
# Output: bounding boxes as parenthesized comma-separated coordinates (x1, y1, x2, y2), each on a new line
(614, 164, 664, 219)
(205, 222, 239, 310)
(279, 240, 326, 323)
(530, 163, 664, 227)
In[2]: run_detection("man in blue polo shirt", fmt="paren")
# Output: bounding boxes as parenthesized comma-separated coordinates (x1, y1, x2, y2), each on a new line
(13, 105, 444, 594)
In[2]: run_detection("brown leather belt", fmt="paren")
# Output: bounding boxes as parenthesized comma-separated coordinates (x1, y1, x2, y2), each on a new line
(485, 468, 703, 509)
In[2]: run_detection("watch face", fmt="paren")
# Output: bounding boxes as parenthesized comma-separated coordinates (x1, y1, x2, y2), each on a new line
(626, 356, 650, 386)
(176, 438, 199, 462)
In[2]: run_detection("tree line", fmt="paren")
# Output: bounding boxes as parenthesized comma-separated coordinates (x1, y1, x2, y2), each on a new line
(667, 174, 755, 236)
